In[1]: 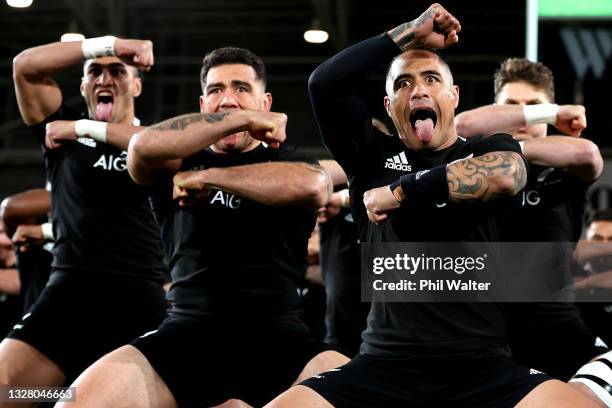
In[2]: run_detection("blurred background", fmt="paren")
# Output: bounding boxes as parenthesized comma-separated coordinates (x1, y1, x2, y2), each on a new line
(0, 0, 611, 206)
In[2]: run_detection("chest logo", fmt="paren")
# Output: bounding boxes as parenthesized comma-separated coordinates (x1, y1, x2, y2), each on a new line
(209, 190, 241, 209)
(93, 151, 127, 172)
(385, 151, 412, 172)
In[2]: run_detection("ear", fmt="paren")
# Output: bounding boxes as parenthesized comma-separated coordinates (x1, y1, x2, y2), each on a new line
(263, 92, 273, 112)
(383, 96, 391, 117)
(132, 77, 143, 98)
(450, 84, 459, 109)
(80, 79, 86, 98)
(199, 95, 205, 112)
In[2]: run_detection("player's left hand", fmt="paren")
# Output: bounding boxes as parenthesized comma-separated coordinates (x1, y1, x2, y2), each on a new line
(555, 104, 586, 137)
(12, 224, 44, 252)
(173, 170, 211, 207)
(363, 185, 400, 224)
(45, 120, 77, 149)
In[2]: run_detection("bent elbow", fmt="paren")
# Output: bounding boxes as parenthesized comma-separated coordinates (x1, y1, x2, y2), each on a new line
(455, 113, 475, 138)
(304, 168, 333, 209)
(575, 141, 603, 180)
(126, 132, 151, 185)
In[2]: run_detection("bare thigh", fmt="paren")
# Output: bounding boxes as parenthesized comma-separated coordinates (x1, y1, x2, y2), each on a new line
(0, 338, 65, 408)
(55, 345, 177, 408)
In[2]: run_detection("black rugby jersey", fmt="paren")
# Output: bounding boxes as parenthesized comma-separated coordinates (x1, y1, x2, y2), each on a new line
(309, 32, 524, 356)
(150, 143, 317, 316)
(31, 105, 165, 282)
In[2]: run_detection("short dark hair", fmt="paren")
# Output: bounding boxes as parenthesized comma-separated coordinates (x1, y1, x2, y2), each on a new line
(200, 47, 267, 93)
(588, 209, 612, 225)
(494, 58, 555, 102)
(386, 47, 454, 87)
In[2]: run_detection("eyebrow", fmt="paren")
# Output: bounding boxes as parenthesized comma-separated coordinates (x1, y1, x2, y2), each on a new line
(503, 98, 544, 104)
(87, 63, 126, 71)
(206, 80, 253, 90)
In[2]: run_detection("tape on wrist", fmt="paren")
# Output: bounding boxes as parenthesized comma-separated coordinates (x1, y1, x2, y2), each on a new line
(338, 189, 350, 208)
(75, 119, 107, 143)
(41, 223, 54, 241)
(82, 36, 116, 59)
(523, 103, 559, 126)
(389, 163, 449, 206)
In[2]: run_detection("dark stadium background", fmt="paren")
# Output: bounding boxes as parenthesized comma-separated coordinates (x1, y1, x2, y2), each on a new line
(0, 0, 610, 206)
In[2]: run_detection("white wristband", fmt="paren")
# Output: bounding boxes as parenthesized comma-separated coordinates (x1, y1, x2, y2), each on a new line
(523, 103, 559, 126)
(75, 119, 107, 143)
(82, 36, 116, 59)
(41, 223, 54, 241)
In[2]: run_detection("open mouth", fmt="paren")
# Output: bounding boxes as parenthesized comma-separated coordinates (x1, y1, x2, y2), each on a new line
(409, 107, 438, 143)
(95, 91, 114, 122)
(409, 107, 438, 129)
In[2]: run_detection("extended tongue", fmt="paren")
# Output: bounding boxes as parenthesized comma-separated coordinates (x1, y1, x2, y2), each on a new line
(414, 118, 434, 143)
(95, 102, 113, 122)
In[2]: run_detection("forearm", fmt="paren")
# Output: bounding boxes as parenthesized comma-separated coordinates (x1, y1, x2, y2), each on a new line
(447, 151, 527, 202)
(13, 41, 84, 79)
(105, 123, 144, 151)
(309, 34, 398, 172)
(1, 189, 50, 236)
(455, 105, 525, 138)
(573, 241, 612, 263)
(0, 269, 20, 295)
(201, 162, 332, 209)
(320, 160, 348, 186)
(128, 111, 251, 185)
(581, 270, 612, 290)
(523, 136, 602, 181)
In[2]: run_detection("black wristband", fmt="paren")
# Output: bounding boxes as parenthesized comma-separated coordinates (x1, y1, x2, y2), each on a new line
(389, 164, 449, 205)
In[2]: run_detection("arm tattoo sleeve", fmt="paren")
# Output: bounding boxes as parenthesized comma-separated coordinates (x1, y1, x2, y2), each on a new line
(149, 112, 229, 131)
(446, 151, 526, 202)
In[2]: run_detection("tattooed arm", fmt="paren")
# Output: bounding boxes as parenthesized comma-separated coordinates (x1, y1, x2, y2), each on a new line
(446, 151, 526, 202)
(127, 109, 287, 186)
(364, 151, 526, 223)
(387, 3, 461, 51)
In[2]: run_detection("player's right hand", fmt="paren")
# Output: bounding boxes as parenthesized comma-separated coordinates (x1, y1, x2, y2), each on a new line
(114, 38, 154, 72)
(417, 4, 461, 49)
(45, 120, 77, 149)
(556, 104, 586, 137)
(244, 111, 287, 148)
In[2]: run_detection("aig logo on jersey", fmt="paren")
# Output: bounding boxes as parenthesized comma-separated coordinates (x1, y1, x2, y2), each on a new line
(385, 151, 412, 172)
(93, 151, 127, 172)
(209, 190, 241, 209)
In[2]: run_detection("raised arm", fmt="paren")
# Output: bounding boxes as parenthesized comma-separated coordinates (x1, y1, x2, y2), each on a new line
(309, 4, 459, 175)
(522, 136, 602, 182)
(13, 37, 153, 126)
(173, 162, 332, 210)
(128, 110, 287, 186)
(0, 189, 51, 237)
(455, 104, 586, 138)
(364, 150, 526, 223)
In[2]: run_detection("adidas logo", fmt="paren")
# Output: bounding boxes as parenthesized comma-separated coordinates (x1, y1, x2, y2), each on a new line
(385, 151, 412, 172)
(77, 137, 97, 148)
(529, 368, 543, 375)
